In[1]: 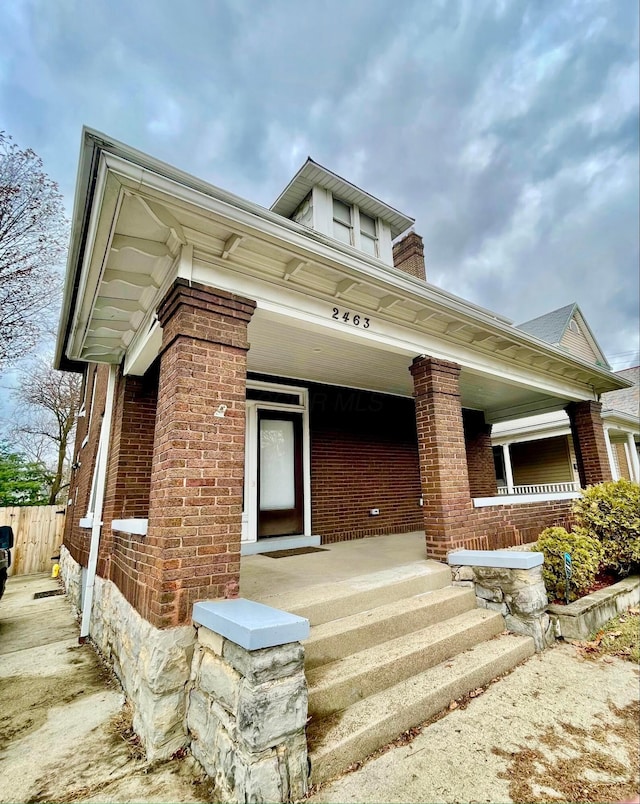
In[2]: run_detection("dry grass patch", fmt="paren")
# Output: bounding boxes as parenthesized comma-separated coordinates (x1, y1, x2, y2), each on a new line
(572, 607, 640, 663)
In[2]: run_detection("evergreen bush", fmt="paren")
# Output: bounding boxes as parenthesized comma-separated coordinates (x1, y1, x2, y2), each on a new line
(534, 526, 603, 602)
(572, 479, 640, 575)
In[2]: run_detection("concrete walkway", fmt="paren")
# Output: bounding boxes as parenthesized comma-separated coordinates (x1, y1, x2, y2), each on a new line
(1, 572, 638, 803)
(309, 643, 639, 804)
(0, 573, 206, 804)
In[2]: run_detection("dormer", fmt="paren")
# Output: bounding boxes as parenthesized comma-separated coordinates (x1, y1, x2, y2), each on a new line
(271, 158, 414, 268)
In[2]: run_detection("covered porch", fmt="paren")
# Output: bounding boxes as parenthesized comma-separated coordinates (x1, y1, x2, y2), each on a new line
(56, 130, 630, 631)
(240, 530, 431, 605)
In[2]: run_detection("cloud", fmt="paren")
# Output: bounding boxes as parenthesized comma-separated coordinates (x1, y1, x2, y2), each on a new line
(0, 0, 636, 372)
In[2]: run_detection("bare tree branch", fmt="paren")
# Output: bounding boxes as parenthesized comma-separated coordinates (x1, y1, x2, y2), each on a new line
(0, 131, 69, 368)
(11, 357, 82, 504)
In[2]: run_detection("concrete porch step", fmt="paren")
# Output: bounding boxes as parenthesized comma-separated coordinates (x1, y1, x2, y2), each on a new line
(304, 585, 476, 669)
(262, 560, 452, 627)
(307, 632, 535, 785)
(307, 607, 505, 717)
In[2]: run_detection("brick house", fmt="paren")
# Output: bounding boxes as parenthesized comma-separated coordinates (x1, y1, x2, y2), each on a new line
(55, 129, 631, 775)
(491, 306, 639, 492)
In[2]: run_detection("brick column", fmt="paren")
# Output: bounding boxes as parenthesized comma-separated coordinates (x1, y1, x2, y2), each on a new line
(462, 409, 498, 497)
(146, 279, 256, 628)
(566, 401, 612, 487)
(410, 356, 474, 560)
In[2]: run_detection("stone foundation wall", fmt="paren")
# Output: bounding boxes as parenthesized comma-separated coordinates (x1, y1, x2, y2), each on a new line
(59, 544, 83, 616)
(91, 575, 195, 759)
(187, 625, 308, 803)
(58, 545, 195, 760)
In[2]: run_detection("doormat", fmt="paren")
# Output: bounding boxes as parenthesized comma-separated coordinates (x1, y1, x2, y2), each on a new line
(33, 589, 65, 599)
(264, 546, 328, 558)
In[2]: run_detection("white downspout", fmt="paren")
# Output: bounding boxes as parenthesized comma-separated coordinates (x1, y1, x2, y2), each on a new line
(80, 365, 117, 641)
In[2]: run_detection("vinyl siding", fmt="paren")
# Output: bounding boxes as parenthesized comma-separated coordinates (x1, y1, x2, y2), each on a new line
(613, 441, 631, 480)
(511, 435, 574, 485)
(560, 320, 599, 364)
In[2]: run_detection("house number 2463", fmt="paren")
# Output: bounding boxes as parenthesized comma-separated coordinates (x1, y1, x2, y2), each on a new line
(332, 308, 370, 328)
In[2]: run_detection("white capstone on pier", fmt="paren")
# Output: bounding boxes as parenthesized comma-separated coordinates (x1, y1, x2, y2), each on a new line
(188, 599, 310, 803)
(448, 548, 555, 651)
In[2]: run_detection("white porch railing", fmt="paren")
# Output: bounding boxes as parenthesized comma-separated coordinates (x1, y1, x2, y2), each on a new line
(497, 481, 579, 496)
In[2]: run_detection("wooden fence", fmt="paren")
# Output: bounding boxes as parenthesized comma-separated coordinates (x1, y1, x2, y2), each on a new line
(0, 505, 66, 576)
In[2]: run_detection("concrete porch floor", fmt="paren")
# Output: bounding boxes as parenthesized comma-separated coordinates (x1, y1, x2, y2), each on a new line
(239, 530, 443, 608)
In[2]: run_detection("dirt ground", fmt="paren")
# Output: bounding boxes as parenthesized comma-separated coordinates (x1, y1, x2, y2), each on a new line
(0, 574, 210, 804)
(1, 573, 638, 804)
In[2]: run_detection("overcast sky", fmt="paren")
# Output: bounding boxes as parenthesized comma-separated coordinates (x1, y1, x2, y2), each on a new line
(1, 0, 638, 386)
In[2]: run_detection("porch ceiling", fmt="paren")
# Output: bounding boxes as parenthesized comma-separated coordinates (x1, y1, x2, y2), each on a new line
(57, 129, 631, 415)
(247, 310, 569, 423)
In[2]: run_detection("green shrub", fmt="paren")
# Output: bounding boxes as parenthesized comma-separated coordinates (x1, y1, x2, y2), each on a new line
(534, 526, 603, 602)
(572, 479, 640, 575)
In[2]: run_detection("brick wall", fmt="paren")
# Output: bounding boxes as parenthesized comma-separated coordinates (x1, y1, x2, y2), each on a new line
(392, 232, 426, 281)
(63, 363, 109, 568)
(309, 384, 422, 543)
(99, 364, 159, 579)
(448, 499, 574, 557)
(463, 409, 498, 497)
(566, 400, 612, 486)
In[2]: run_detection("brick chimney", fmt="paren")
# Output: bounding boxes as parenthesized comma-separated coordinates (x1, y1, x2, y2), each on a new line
(392, 231, 426, 281)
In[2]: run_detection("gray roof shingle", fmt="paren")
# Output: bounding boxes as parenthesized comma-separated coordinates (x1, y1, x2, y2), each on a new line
(602, 366, 640, 418)
(516, 303, 576, 344)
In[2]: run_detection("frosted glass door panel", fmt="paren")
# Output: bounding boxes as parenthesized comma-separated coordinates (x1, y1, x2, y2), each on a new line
(260, 419, 295, 511)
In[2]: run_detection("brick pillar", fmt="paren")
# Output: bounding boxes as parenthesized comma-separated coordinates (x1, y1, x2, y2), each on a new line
(98, 365, 159, 579)
(566, 400, 612, 487)
(393, 231, 426, 280)
(146, 279, 256, 628)
(463, 409, 498, 497)
(410, 356, 473, 560)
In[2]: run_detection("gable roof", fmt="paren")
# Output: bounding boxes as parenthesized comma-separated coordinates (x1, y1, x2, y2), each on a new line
(517, 303, 576, 344)
(516, 302, 610, 369)
(602, 366, 640, 417)
(270, 157, 414, 238)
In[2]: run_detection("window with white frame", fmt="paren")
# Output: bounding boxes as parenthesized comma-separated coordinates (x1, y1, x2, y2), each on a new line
(359, 211, 378, 256)
(332, 198, 353, 245)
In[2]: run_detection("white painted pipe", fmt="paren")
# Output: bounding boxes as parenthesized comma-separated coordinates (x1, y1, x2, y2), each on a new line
(80, 365, 117, 640)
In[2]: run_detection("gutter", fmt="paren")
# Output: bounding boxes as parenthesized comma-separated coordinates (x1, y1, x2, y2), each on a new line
(56, 129, 633, 397)
(79, 365, 117, 641)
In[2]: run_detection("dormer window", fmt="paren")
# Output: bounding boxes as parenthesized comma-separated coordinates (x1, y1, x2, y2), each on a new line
(359, 211, 378, 257)
(332, 198, 353, 245)
(271, 158, 414, 267)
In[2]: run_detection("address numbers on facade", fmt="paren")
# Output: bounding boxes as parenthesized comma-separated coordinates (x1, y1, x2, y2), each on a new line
(331, 308, 370, 328)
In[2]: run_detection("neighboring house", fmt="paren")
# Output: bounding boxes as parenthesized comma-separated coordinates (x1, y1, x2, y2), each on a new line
(492, 304, 639, 490)
(54, 129, 631, 772)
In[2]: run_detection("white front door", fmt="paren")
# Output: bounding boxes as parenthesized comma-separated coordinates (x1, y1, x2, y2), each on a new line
(242, 382, 310, 543)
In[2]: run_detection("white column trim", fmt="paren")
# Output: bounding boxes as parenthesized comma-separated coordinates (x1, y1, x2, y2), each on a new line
(502, 443, 515, 494)
(625, 432, 640, 483)
(603, 427, 619, 481)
